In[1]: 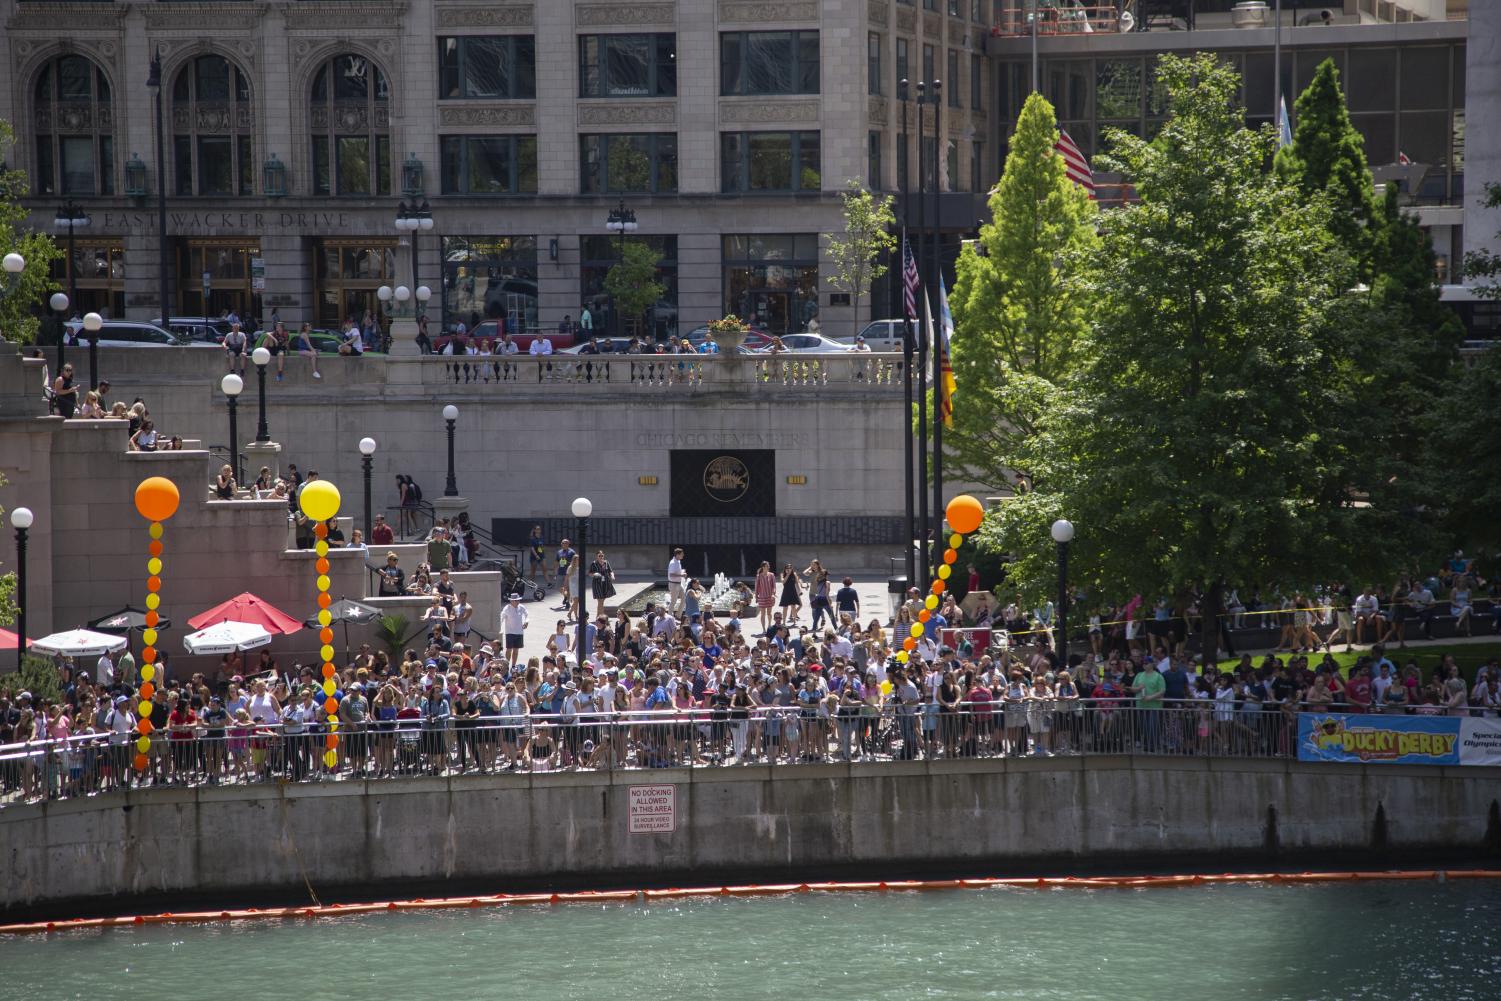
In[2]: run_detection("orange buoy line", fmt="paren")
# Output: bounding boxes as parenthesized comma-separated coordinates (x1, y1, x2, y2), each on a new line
(3, 870, 1495, 936)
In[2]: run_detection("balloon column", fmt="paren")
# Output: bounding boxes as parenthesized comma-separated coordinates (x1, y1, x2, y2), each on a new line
(896, 495, 986, 667)
(298, 480, 343, 771)
(132, 477, 181, 773)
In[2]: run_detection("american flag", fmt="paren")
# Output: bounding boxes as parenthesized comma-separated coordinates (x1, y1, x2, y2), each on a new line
(901, 230, 920, 319)
(1054, 129, 1095, 199)
(1397, 151, 1412, 165)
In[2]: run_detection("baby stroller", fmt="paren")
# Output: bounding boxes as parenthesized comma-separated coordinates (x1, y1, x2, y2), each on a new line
(499, 559, 546, 602)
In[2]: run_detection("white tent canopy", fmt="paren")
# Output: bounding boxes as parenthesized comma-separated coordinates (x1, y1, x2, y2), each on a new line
(29, 629, 128, 658)
(182, 620, 273, 656)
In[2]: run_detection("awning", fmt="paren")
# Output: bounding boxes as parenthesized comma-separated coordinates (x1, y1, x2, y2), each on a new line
(188, 592, 303, 635)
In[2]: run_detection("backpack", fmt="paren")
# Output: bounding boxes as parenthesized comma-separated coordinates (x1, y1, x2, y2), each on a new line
(408, 480, 423, 503)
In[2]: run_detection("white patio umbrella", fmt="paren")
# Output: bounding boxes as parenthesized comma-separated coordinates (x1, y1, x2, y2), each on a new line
(182, 620, 273, 656)
(29, 628, 128, 658)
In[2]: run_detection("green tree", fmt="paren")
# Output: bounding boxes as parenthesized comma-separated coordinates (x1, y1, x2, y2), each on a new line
(0, 475, 14, 630)
(1462, 182, 1501, 299)
(949, 92, 1097, 490)
(1435, 345, 1501, 550)
(603, 242, 667, 330)
(0, 119, 61, 345)
(981, 54, 1361, 665)
(824, 180, 896, 340)
(1274, 58, 1378, 276)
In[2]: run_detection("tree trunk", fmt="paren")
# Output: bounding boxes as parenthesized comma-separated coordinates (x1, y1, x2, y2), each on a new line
(1200, 580, 1223, 672)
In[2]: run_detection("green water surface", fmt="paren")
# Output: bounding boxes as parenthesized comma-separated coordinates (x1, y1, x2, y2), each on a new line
(3, 881, 1498, 1000)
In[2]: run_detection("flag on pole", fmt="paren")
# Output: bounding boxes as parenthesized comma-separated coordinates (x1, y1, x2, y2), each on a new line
(901, 230, 920, 320)
(936, 274, 956, 429)
(921, 291, 934, 379)
(1278, 97, 1294, 148)
(1053, 129, 1095, 199)
(1397, 151, 1412, 165)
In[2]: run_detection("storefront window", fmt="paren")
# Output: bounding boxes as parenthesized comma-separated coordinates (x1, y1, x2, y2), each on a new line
(49, 241, 125, 319)
(580, 235, 677, 341)
(441, 236, 538, 335)
(314, 240, 396, 328)
(721, 234, 819, 337)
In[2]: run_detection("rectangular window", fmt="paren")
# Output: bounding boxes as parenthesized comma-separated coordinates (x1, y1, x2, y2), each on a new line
(922, 135, 937, 190)
(971, 140, 984, 193)
(35, 138, 55, 196)
(172, 136, 193, 196)
(868, 131, 883, 190)
(440, 135, 539, 194)
(237, 135, 253, 196)
(721, 234, 821, 337)
(948, 0, 960, 15)
(720, 131, 820, 193)
(896, 39, 909, 98)
(581, 235, 678, 340)
(58, 138, 94, 195)
(868, 33, 881, 96)
(721, 31, 819, 96)
(924, 0, 938, 11)
(439, 236, 538, 335)
(947, 141, 959, 190)
(971, 54, 983, 109)
(580, 33, 676, 98)
(337, 137, 371, 196)
(922, 45, 935, 87)
(948, 50, 961, 107)
(312, 136, 330, 195)
(972, 0, 985, 21)
(580, 133, 678, 193)
(438, 36, 536, 100)
(198, 136, 234, 196)
(897, 131, 908, 190)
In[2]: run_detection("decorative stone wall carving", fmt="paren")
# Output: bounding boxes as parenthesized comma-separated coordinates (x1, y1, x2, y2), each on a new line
(923, 13, 941, 37)
(577, 103, 676, 125)
(439, 105, 538, 127)
(896, 8, 916, 32)
(577, 3, 675, 25)
(868, 97, 888, 123)
(720, 100, 819, 124)
(285, 2, 411, 30)
(145, 4, 258, 31)
(434, 5, 535, 28)
(719, 1, 818, 23)
(869, 0, 889, 27)
(8, 3, 126, 31)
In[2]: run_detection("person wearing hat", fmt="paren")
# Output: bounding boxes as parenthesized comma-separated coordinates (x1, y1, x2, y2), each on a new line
(499, 592, 529, 670)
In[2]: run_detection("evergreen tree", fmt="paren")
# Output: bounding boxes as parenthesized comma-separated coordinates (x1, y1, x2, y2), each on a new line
(948, 93, 1097, 490)
(1275, 58, 1377, 275)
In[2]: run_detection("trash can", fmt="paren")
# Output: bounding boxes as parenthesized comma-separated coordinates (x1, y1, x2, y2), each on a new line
(887, 575, 908, 621)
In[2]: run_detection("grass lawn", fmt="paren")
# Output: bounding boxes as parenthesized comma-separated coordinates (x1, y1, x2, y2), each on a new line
(1234, 639, 1501, 682)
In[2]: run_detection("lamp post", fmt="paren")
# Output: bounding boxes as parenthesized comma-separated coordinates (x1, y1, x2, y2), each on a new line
(251, 346, 271, 442)
(605, 199, 637, 339)
(571, 497, 592, 656)
(82, 311, 102, 391)
(147, 48, 170, 331)
(52, 201, 90, 374)
(10, 507, 31, 671)
(441, 404, 458, 496)
(914, 81, 929, 588)
(221, 373, 243, 482)
(1051, 519, 1074, 668)
(898, 78, 916, 586)
(929, 78, 944, 578)
(359, 436, 377, 542)
(48, 291, 68, 372)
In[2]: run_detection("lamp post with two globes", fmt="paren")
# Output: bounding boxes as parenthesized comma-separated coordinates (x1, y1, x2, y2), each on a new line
(251, 346, 272, 442)
(1051, 519, 1074, 668)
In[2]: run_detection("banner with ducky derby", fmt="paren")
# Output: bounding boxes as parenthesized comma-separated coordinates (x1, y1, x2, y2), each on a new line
(1297, 713, 1461, 766)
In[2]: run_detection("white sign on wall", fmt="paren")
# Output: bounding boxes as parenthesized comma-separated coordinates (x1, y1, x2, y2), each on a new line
(628, 785, 676, 834)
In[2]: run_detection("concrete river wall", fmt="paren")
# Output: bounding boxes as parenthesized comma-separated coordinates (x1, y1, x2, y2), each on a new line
(4, 756, 1499, 914)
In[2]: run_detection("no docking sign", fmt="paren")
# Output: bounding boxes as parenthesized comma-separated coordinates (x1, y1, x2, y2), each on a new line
(628, 785, 676, 834)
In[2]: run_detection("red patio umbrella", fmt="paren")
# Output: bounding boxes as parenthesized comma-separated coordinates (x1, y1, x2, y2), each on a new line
(188, 592, 304, 636)
(0, 627, 33, 651)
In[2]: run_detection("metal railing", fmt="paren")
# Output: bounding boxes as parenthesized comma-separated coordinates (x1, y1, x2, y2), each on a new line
(0, 701, 1370, 806)
(428, 353, 906, 389)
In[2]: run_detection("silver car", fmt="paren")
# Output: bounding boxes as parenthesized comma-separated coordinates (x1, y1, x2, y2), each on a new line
(753, 332, 854, 354)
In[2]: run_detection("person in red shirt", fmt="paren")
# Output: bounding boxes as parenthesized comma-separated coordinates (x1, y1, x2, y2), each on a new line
(167, 696, 199, 783)
(967, 565, 981, 596)
(1344, 664, 1373, 714)
(370, 513, 395, 546)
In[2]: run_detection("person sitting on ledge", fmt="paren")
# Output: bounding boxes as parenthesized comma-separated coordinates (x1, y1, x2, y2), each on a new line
(214, 464, 237, 499)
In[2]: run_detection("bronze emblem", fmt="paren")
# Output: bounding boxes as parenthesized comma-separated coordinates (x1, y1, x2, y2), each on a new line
(703, 455, 750, 503)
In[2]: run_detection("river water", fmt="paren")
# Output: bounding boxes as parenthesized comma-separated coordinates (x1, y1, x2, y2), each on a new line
(3, 881, 1498, 1000)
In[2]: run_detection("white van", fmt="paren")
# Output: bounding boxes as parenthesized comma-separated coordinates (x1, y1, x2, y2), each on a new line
(833, 319, 908, 353)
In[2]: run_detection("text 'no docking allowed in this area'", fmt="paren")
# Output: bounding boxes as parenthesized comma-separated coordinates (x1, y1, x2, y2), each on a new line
(628, 785, 677, 834)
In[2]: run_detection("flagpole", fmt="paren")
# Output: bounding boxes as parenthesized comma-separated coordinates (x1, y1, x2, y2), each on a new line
(899, 79, 916, 587)
(1273, 0, 1282, 124)
(915, 81, 930, 591)
(931, 79, 945, 579)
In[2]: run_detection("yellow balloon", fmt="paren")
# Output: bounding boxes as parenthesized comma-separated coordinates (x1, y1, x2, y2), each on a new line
(298, 479, 342, 521)
(880, 681, 893, 695)
(138, 701, 152, 718)
(315, 541, 329, 558)
(320, 644, 335, 663)
(327, 719, 339, 732)
(136, 735, 151, 753)
(145, 593, 160, 610)
(895, 650, 909, 663)
(148, 522, 163, 540)
(317, 609, 332, 626)
(140, 663, 155, 682)
(147, 557, 162, 575)
(949, 533, 963, 549)
(323, 750, 338, 768)
(910, 622, 925, 638)
(316, 574, 331, 592)
(924, 595, 939, 610)
(142, 628, 157, 646)
(322, 679, 335, 696)
(937, 564, 952, 580)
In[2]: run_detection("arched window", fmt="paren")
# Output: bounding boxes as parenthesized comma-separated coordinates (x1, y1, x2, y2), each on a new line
(172, 55, 255, 196)
(309, 53, 391, 196)
(33, 53, 114, 195)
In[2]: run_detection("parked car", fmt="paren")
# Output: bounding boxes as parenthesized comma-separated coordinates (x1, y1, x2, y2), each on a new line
(155, 316, 235, 344)
(559, 336, 638, 355)
(684, 325, 774, 352)
(751, 332, 854, 354)
(833, 319, 908, 353)
(66, 319, 196, 348)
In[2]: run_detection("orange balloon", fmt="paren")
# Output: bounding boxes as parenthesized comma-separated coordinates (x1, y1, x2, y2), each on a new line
(319, 627, 334, 644)
(146, 576, 161, 593)
(902, 637, 917, 651)
(137, 717, 154, 736)
(943, 548, 958, 565)
(148, 540, 163, 557)
(324, 734, 339, 750)
(139, 682, 154, 700)
(134, 476, 181, 522)
(145, 610, 159, 627)
(918, 609, 931, 623)
(315, 558, 330, 574)
(944, 494, 984, 535)
(321, 663, 336, 678)
(323, 697, 339, 715)
(142, 647, 156, 663)
(316, 592, 331, 608)
(932, 580, 946, 595)
(133, 753, 149, 771)
(314, 521, 328, 538)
